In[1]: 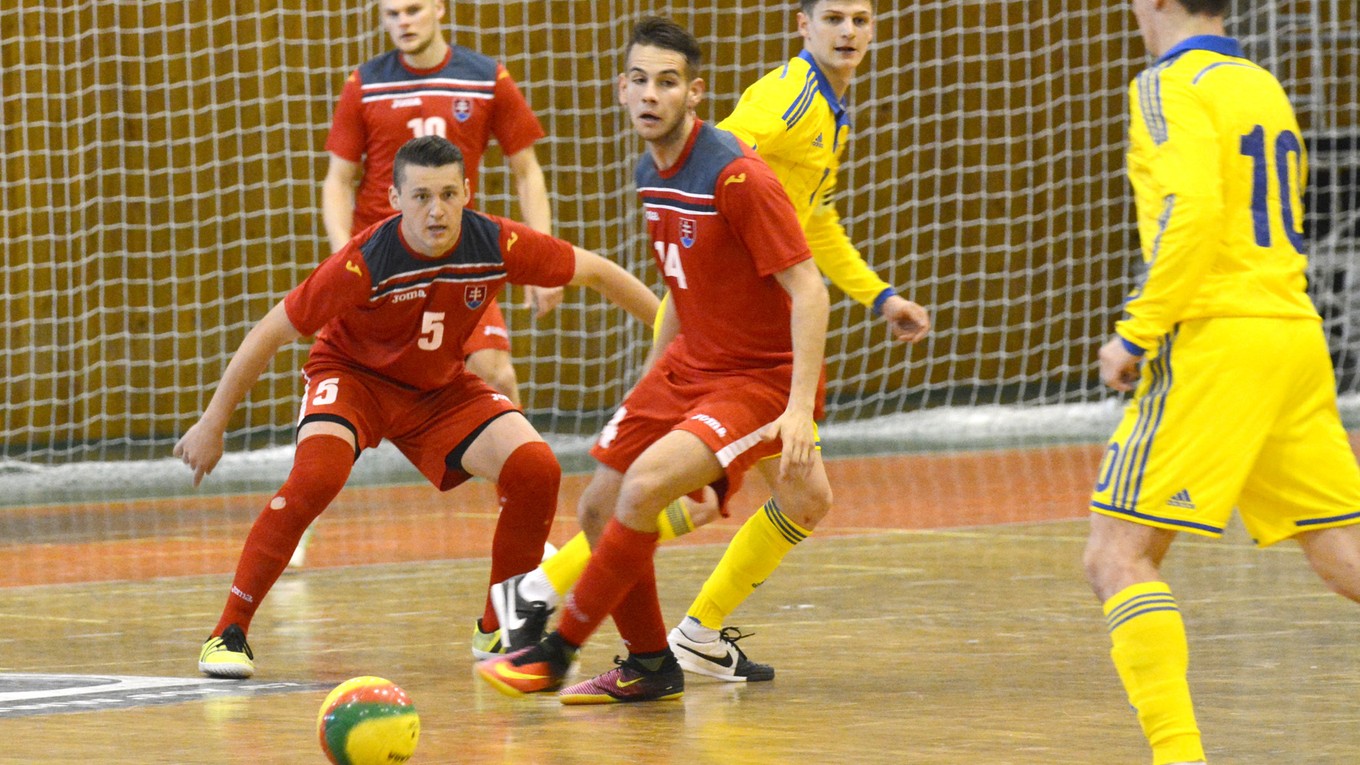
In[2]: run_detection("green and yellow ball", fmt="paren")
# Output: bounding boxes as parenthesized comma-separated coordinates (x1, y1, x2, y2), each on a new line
(317, 676, 420, 765)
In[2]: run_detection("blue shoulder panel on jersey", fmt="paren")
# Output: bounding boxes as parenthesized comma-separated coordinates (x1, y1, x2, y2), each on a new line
(635, 123, 746, 206)
(358, 45, 498, 88)
(361, 212, 507, 300)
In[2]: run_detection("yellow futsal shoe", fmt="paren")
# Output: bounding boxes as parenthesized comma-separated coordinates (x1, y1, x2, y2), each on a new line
(471, 619, 505, 660)
(198, 624, 254, 679)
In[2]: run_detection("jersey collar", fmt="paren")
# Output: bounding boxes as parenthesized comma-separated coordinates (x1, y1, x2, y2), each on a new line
(797, 50, 852, 140)
(1156, 35, 1243, 64)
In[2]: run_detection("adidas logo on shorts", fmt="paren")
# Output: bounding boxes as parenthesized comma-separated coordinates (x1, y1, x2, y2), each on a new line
(1166, 489, 1196, 510)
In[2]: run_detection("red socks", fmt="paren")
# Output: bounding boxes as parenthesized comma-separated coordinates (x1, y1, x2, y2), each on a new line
(213, 435, 353, 636)
(559, 518, 660, 648)
(481, 441, 561, 631)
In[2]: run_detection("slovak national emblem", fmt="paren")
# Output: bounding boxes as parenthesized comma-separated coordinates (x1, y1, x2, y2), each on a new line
(679, 217, 696, 248)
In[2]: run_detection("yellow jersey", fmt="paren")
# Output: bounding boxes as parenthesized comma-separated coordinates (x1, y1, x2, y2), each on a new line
(1117, 35, 1319, 356)
(718, 50, 896, 313)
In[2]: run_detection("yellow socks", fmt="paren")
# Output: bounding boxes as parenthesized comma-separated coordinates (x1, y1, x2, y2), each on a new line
(687, 498, 808, 630)
(1104, 581, 1204, 765)
(541, 531, 592, 596)
(541, 499, 696, 596)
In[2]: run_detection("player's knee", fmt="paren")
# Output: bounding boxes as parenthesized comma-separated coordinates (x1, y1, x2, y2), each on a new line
(498, 441, 560, 495)
(616, 471, 672, 526)
(773, 481, 833, 530)
(577, 488, 613, 539)
(1081, 535, 1142, 599)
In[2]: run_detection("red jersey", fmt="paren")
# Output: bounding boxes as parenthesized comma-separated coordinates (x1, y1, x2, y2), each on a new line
(637, 121, 813, 373)
(325, 45, 545, 233)
(285, 211, 574, 391)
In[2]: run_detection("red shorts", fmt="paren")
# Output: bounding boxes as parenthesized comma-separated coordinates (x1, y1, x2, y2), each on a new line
(589, 355, 818, 512)
(298, 363, 518, 491)
(462, 297, 511, 356)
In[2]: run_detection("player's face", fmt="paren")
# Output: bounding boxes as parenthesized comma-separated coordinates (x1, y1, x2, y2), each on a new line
(380, 0, 445, 57)
(389, 163, 469, 255)
(618, 45, 704, 149)
(799, 1, 875, 84)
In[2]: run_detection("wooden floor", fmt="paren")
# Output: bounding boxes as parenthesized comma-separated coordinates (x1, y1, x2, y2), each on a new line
(3, 443, 1360, 764)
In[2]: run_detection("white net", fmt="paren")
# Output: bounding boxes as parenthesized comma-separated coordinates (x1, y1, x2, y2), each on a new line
(1, 1, 1358, 488)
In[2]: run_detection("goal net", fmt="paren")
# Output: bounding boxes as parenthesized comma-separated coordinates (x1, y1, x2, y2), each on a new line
(1, 1, 1357, 492)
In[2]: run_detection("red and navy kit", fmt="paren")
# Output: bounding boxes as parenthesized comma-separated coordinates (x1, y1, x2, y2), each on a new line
(640, 121, 812, 372)
(590, 121, 817, 506)
(326, 45, 545, 233)
(285, 210, 574, 392)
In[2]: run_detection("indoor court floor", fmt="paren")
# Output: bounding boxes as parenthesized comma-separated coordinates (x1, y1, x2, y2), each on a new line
(3, 443, 1360, 764)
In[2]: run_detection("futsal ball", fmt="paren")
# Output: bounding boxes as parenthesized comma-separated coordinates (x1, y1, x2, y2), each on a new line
(317, 676, 420, 765)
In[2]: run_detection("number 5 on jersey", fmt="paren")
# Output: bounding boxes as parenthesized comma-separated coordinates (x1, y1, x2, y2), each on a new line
(654, 241, 688, 289)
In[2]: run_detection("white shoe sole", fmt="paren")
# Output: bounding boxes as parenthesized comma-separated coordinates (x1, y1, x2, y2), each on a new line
(199, 661, 254, 679)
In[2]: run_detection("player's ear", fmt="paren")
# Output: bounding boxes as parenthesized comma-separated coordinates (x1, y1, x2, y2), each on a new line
(617, 72, 628, 105)
(686, 77, 705, 110)
(388, 184, 400, 209)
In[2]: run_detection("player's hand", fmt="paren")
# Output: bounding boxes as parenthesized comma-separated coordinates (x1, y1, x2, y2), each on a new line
(523, 285, 564, 318)
(882, 295, 931, 343)
(173, 419, 226, 488)
(681, 485, 723, 527)
(763, 408, 817, 481)
(1098, 335, 1142, 393)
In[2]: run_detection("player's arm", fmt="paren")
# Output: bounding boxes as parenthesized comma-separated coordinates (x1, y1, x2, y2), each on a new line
(638, 290, 680, 374)
(505, 146, 563, 318)
(322, 71, 367, 254)
(769, 258, 830, 479)
(322, 154, 361, 253)
(173, 301, 302, 487)
(568, 247, 660, 326)
(1111, 77, 1224, 362)
(804, 200, 930, 343)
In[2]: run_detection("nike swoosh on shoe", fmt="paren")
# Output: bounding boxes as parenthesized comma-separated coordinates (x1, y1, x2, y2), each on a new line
(675, 643, 734, 668)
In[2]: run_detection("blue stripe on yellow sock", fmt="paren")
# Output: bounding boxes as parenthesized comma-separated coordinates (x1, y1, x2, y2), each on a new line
(762, 499, 807, 545)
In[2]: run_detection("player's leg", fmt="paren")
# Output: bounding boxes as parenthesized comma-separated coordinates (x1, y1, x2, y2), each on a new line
(489, 463, 622, 652)
(557, 430, 723, 703)
(1296, 526, 1360, 602)
(199, 420, 358, 678)
(493, 484, 719, 652)
(1238, 319, 1360, 604)
(479, 430, 721, 700)
(670, 451, 831, 681)
(456, 410, 559, 651)
(1083, 514, 1205, 765)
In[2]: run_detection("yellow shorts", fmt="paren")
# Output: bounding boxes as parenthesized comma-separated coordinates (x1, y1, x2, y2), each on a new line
(1090, 317, 1360, 546)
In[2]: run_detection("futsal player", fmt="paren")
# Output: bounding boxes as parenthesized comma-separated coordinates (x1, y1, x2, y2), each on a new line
(181, 136, 658, 678)
(489, 0, 931, 682)
(475, 16, 832, 703)
(1083, 1, 1360, 762)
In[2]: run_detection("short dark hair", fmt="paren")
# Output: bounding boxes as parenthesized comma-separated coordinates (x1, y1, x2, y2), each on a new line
(625, 16, 702, 79)
(1178, 0, 1229, 15)
(800, 0, 876, 15)
(392, 135, 464, 189)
